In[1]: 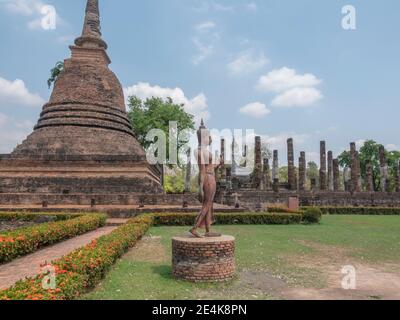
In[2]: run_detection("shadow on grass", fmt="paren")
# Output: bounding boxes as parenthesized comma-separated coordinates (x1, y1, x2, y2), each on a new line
(152, 265, 174, 280)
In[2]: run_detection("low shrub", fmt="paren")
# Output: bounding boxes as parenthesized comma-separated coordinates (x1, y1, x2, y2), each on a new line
(266, 206, 301, 214)
(303, 207, 400, 216)
(0, 269, 87, 301)
(0, 215, 154, 300)
(152, 212, 303, 226)
(302, 208, 322, 224)
(0, 212, 82, 222)
(0, 213, 106, 263)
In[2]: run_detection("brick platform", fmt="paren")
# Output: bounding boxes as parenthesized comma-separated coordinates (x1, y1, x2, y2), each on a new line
(172, 235, 236, 282)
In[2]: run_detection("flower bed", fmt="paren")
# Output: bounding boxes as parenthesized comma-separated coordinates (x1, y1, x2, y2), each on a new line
(0, 213, 106, 263)
(0, 215, 153, 300)
(0, 212, 307, 300)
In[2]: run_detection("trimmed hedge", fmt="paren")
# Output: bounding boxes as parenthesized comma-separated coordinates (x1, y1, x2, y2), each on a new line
(152, 212, 303, 226)
(0, 215, 153, 300)
(302, 208, 322, 224)
(303, 207, 400, 216)
(0, 213, 106, 263)
(0, 212, 83, 222)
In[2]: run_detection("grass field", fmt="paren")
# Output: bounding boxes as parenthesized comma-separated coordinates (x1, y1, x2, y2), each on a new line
(83, 215, 400, 300)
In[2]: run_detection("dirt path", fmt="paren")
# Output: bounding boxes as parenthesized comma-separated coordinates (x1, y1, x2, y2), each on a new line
(279, 241, 400, 300)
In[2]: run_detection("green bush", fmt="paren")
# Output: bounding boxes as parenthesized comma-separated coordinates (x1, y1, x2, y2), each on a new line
(0, 212, 82, 222)
(302, 208, 322, 224)
(302, 207, 400, 216)
(0, 213, 106, 263)
(152, 212, 302, 226)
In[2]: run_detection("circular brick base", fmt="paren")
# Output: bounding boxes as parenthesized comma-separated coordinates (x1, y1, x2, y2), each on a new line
(172, 235, 236, 282)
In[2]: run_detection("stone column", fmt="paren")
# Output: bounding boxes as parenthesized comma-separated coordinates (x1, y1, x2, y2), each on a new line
(365, 160, 374, 192)
(350, 143, 361, 192)
(379, 146, 389, 192)
(396, 161, 400, 193)
(333, 159, 340, 191)
(243, 145, 248, 168)
(287, 138, 296, 190)
(272, 150, 279, 192)
(263, 158, 271, 190)
(298, 151, 306, 191)
(185, 148, 191, 193)
(343, 167, 350, 192)
(231, 138, 236, 176)
(327, 151, 334, 191)
(221, 139, 226, 180)
(253, 136, 262, 189)
(319, 141, 327, 191)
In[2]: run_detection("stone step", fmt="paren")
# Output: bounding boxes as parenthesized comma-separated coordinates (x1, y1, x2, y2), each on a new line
(105, 218, 130, 226)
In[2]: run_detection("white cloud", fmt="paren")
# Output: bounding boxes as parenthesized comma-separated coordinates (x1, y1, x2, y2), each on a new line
(257, 67, 323, 108)
(271, 87, 323, 108)
(195, 21, 216, 33)
(0, 116, 34, 154)
(386, 144, 398, 151)
(191, 37, 214, 65)
(0, 113, 8, 126)
(3, 0, 66, 31)
(4, 0, 43, 16)
(245, 2, 258, 12)
(210, 2, 235, 13)
(0, 77, 45, 108)
(355, 139, 366, 149)
(124, 82, 210, 122)
(239, 102, 270, 118)
(227, 50, 269, 76)
(257, 67, 321, 93)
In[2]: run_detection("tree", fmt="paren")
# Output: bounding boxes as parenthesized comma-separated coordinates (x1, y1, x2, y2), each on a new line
(127, 96, 195, 166)
(307, 161, 319, 182)
(338, 140, 400, 191)
(279, 166, 288, 182)
(47, 61, 64, 88)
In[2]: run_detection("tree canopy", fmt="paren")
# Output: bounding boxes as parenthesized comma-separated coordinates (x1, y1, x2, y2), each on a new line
(338, 140, 400, 191)
(127, 96, 195, 166)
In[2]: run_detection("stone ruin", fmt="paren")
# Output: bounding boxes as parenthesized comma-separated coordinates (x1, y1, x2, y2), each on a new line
(0, 0, 166, 207)
(213, 136, 400, 208)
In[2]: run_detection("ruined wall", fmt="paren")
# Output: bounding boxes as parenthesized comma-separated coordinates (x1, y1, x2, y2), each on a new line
(220, 191, 400, 208)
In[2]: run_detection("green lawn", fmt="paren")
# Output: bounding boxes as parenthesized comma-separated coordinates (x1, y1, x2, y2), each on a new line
(83, 215, 400, 300)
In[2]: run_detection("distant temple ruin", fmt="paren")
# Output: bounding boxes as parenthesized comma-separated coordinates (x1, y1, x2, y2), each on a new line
(213, 136, 400, 208)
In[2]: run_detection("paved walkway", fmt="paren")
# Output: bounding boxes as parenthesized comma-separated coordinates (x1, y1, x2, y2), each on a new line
(0, 226, 117, 290)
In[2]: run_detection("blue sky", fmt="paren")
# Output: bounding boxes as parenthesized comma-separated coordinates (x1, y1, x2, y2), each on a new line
(0, 0, 399, 163)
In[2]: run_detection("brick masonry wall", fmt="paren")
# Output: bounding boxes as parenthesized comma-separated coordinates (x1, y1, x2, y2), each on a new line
(172, 236, 236, 282)
(220, 191, 400, 208)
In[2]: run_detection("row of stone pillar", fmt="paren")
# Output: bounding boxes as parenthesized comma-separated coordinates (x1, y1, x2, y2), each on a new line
(186, 137, 400, 194)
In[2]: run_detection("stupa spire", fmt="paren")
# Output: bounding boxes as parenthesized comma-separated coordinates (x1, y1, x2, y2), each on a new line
(75, 0, 107, 49)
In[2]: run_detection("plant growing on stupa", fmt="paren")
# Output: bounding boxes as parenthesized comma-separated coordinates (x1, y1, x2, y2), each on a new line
(47, 61, 64, 88)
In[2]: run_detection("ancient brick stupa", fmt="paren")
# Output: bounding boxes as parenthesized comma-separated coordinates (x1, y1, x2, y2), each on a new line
(0, 0, 163, 202)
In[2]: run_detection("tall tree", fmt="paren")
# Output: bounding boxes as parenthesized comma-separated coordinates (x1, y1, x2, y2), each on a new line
(338, 140, 400, 191)
(127, 96, 195, 166)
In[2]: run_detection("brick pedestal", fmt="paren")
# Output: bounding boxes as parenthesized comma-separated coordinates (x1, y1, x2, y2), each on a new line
(172, 235, 236, 282)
